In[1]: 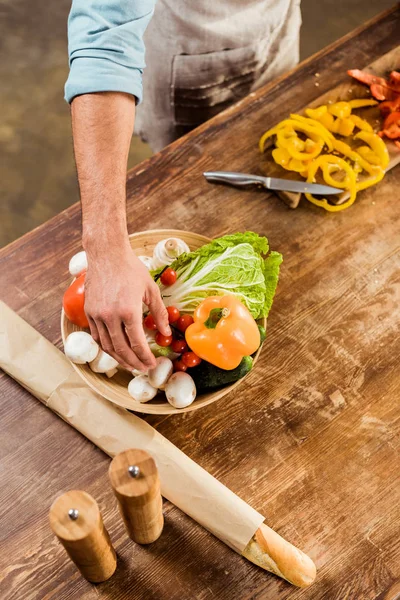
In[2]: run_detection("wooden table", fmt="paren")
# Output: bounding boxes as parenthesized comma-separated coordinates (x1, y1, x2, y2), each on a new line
(1, 7, 399, 599)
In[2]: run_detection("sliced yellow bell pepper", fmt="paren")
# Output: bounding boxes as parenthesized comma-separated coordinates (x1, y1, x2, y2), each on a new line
(331, 138, 377, 173)
(328, 101, 352, 119)
(331, 139, 384, 190)
(289, 114, 334, 149)
(356, 145, 381, 165)
(336, 118, 355, 136)
(260, 118, 331, 152)
(276, 129, 323, 161)
(349, 114, 373, 132)
(305, 155, 357, 212)
(348, 99, 378, 109)
(355, 167, 385, 191)
(318, 112, 336, 132)
(305, 105, 328, 120)
(354, 131, 389, 169)
(260, 98, 386, 213)
(272, 146, 291, 167)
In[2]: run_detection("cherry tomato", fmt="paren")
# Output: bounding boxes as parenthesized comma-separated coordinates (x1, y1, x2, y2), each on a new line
(155, 332, 173, 347)
(144, 314, 157, 330)
(167, 306, 180, 323)
(176, 314, 194, 332)
(63, 273, 89, 328)
(171, 339, 188, 354)
(173, 359, 187, 372)
(182, 352, 201, 368)
(160, 268, 177, 286)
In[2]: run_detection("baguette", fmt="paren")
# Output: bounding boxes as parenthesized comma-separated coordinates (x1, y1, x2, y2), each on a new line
(242, 523, 317, 587)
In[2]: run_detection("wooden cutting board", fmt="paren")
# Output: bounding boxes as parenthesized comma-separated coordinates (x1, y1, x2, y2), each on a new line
(260, 45, 400, 208)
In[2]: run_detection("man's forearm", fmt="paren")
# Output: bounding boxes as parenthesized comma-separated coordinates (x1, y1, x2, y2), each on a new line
(71, 92, 135, 254)
(70, 91, 170, 370)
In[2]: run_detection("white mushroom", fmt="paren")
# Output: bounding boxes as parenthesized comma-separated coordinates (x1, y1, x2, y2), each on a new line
(69, 251, 88, 277)
(138, 255, 155, 270)
(152, 238, 190, 269)
(64, 331, 99, 364)
(148, 357, 173, 390)
(131, 367, 148, 377)
(89, 350, 119, 377)
(105, 368, 118, 378)
(165, 372, 196, 409)
(128, 375, 158, 403)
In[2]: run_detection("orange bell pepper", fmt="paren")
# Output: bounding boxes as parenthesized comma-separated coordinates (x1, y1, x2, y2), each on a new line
(185, 296, 261, 370)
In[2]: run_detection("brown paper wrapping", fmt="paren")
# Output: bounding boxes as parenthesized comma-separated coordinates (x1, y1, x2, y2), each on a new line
(0, 301, 264, 553)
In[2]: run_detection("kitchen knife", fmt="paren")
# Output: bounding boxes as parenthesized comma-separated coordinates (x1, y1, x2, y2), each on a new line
(203, 171, 341, 195)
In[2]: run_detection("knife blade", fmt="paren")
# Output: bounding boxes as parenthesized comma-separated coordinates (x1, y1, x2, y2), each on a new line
(203, 171, 340, 195)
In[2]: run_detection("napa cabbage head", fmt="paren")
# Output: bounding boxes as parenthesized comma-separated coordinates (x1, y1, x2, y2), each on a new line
(154, 232, 282, 319)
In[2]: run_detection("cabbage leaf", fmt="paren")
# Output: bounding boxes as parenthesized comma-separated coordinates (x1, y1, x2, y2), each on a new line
(155, 232, 282, 319)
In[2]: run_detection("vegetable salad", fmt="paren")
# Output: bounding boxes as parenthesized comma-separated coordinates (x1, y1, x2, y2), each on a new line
(63, 232, 282, 409)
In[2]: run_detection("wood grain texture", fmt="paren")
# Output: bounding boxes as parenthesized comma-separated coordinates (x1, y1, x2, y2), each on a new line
(1, 6, 400, 599)
(109, 449, 164, 544)
(49, 490, 117, 583)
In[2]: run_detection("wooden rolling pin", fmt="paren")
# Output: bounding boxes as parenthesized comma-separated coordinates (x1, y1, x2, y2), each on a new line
(49, 490, 117, 583)
(109, 449, 164, 544)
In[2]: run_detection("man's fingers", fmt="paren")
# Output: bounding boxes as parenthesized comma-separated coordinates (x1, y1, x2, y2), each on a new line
(94, 319, 133, 371)
(147, 284, 171, 336)
(124, 317, 156, 369)
(107, 317, 150, 372)
(87, 316, 100, 344)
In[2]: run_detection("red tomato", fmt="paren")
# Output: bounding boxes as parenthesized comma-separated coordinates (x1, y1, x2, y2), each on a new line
(167, 306, 180, 323)
(155, 332, 173, 347)
(160, 268, 177, 286)
(171, 339, 188, 354)
(63, 273, 89, 328)
(173, 359, 187, 372)
(176, 314, 194, 332)
(144, 314, 157, 330)
(182, 352, 201, 368)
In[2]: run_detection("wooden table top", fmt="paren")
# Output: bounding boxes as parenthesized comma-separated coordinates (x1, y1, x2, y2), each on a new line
(1, 7, 400, 599)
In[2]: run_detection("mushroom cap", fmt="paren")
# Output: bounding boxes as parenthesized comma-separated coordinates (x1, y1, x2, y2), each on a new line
(138, 255, 155, 270)
(128, 375, 158, 403)
(165, 372, 196, 408)
(68, 251, 88, 277)
(148, 356, 173, 389)
(152, 238, 190, 269)
(89, 350, 119, 373)
(64, 331, 99, 364)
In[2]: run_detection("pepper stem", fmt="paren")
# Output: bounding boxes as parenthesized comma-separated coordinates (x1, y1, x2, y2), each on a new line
(204, 307, 230, 329)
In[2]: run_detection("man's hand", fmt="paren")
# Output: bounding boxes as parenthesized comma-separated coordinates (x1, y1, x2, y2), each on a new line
(84, 241, 171, 371)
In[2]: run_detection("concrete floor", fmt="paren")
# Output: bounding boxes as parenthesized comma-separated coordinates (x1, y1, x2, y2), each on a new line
(0, 0, 395, 247)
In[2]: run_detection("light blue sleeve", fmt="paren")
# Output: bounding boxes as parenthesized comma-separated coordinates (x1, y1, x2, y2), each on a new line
(65, 0, 155, 104)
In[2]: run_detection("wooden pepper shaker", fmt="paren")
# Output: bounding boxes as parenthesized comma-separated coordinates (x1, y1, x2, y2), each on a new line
(109, 448, 164, 544)
(49, 490, 117, 583)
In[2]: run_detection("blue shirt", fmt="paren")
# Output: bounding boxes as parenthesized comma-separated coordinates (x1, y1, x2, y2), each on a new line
(65, 0, 155, 104)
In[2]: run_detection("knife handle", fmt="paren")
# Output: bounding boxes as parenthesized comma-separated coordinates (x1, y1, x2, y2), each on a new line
(204, 171, 269, 188)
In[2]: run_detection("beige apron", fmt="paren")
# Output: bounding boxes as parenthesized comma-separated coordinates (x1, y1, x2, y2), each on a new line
(135, 0, 302, 152)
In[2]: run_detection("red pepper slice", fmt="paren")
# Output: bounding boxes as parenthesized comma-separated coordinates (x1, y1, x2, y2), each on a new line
(380, 96, 400, 116)
(379, 111, 400, 140)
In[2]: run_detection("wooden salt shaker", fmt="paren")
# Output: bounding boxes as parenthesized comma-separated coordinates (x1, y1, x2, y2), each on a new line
(49, 490, 117, 583)
(109, 449, 164, 544)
